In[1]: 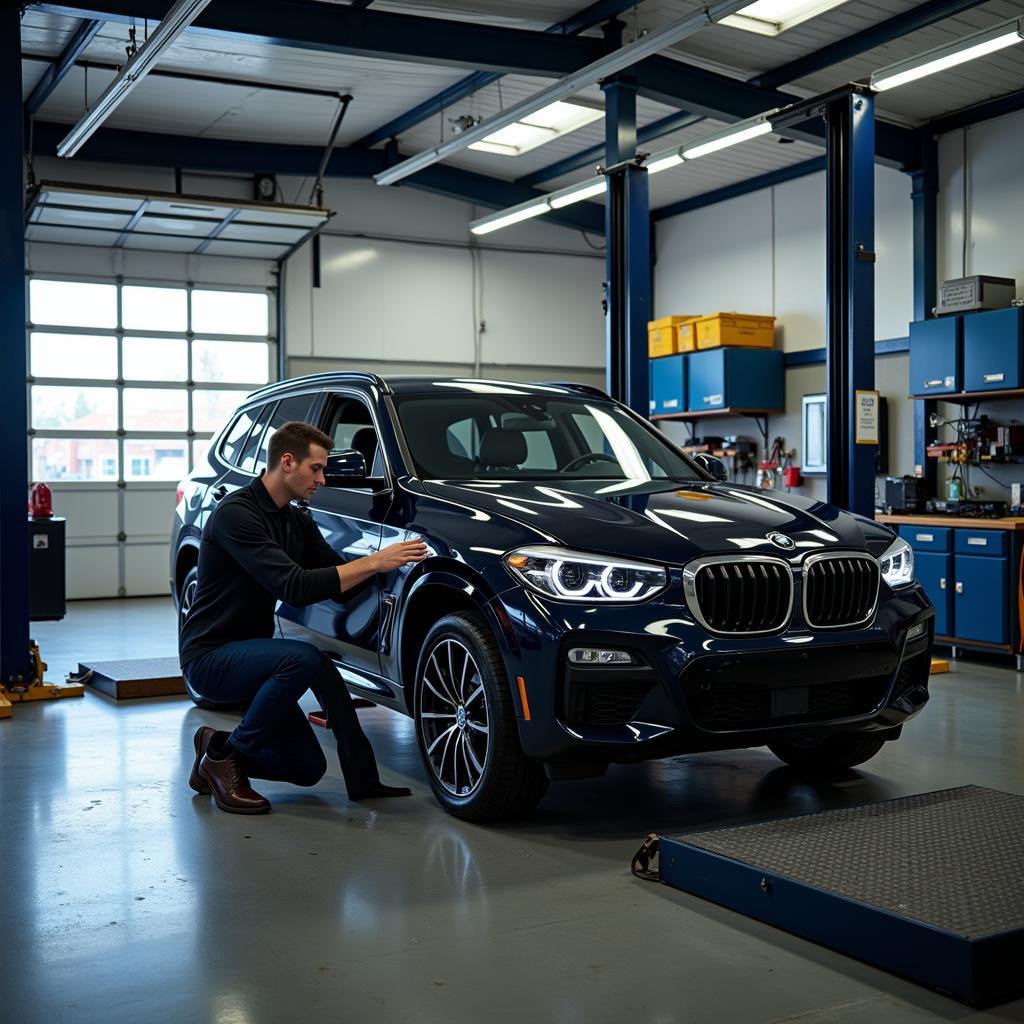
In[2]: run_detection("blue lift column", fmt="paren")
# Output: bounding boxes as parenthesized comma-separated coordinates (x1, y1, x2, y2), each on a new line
(602, 75, 650, 416)
(911, 137, 939, 494)
(825, 87, 876, 517)
(0, 9, 31, 691)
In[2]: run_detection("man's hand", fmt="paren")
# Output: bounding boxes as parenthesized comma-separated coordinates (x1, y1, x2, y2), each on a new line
(372, 540, 429, 573)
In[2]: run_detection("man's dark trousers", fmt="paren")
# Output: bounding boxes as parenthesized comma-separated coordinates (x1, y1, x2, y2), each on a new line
(184, 639, 380, 794)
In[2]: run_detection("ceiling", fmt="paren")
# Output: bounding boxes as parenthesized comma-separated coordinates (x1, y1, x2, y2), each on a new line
(17, 0, 1024, 226)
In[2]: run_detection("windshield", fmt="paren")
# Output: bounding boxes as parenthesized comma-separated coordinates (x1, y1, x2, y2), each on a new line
(394, 393, 701, 483)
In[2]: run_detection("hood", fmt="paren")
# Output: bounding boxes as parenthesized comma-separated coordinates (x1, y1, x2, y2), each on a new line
(421, 478, 887, 565)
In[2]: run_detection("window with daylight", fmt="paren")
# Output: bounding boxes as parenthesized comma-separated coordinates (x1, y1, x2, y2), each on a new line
(27, 279, 273, 483)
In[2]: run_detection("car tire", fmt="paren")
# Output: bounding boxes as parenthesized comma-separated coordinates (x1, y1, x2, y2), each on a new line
(414, 612, 548, 822)
(768, 732, 888, 771)
(178, 565, 242, 711)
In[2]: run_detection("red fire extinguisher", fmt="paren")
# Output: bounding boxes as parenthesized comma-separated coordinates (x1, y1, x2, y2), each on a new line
(28, 482, 54, 519)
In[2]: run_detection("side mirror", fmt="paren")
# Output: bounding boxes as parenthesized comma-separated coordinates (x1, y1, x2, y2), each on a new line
(324, 448, 368, 487)
(692, 453, 728, 482)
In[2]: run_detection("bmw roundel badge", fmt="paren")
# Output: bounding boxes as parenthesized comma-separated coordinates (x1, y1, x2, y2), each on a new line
(767, 531, 796, 550)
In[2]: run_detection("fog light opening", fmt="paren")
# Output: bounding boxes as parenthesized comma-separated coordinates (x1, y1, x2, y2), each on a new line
(567, 647, 637, 665)
(907, 621, 928, 642)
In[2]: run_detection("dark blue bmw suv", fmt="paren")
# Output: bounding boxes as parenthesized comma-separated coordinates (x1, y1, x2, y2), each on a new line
(172, 373, 934, 820)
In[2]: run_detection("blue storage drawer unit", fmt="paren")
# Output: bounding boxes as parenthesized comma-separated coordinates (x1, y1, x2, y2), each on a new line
(686, 348, 784, 412)
(909, 317, 962, 396)
(963, 307, 1024, 392)
(955, 555, 1008, 644)
(650, 354, 687, 415)
(955, 529, 1007, 558)
(915, 551, 953, 636)
(898, 525, 952, 553)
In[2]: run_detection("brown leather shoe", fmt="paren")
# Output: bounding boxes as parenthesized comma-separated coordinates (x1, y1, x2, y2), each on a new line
(188, 726, 217, 795)
(197, 752, 271, 814)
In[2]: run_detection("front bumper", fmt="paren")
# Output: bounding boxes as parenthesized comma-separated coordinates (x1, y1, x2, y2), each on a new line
(489, 576, 934, 764)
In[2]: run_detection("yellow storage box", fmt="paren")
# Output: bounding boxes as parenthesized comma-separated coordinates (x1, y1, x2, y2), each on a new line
(676, 317, 701, 352)
(695, 312, 776, 350)
(648, 315, 697, 358)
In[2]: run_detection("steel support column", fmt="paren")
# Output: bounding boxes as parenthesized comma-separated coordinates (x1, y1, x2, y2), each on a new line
(911, 137, 939, 493)
(825, 90, 876, 517)
(603, 78, 649, 415)
(1, 11, 31, 689)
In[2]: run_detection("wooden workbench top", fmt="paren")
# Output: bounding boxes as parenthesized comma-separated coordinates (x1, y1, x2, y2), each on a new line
(876, 514, 1024, 531)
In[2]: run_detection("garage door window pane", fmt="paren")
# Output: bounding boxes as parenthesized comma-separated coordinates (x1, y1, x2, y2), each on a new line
(32, 385, 118, 429)
(31, 333, 117, 380)
(32, 438, 118, 481)
(191, 289, 268, 335)
(29, 280, 117, 328)
(193, 339, 268, 384)
(193, 389, 242, 432)
(123, 337, 188, 381)
(125, 439, 188, 480)
(122, 286, 187, 331)
(123, 388, 188, 431)
(192, 437, 213, 471)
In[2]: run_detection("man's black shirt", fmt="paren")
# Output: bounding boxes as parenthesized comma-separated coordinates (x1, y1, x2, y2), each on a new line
(179, 476, 344, 667)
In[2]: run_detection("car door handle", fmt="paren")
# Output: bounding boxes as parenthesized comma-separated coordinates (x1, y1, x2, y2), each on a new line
(212, 485, 228, 502)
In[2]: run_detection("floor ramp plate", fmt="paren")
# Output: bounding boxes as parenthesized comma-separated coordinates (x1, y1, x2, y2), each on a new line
(79, 657, 185, 700)
(657, 786, 1024, 1006)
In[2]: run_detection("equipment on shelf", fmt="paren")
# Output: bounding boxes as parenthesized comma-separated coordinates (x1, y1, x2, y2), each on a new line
(885, 476, 928, 514)
(926, 499, 1009, 518)
(935, 275, 1016, 316)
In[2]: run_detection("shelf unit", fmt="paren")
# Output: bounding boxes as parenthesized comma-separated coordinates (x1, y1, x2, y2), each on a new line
(650, 408, 783, 451)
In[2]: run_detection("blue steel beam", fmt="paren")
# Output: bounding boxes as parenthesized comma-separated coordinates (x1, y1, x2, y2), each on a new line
(34, 1, 605, 75)
(29, 120, 605, 233)
(825, 89, 876, 518)
(926, 87, 1024, 134)
(1, 7, 31, 689)
(652, 157, 826, 221)
(24, 17, 103, 117)
(352, 0, 642, 151)
(752, 0, 990, 90)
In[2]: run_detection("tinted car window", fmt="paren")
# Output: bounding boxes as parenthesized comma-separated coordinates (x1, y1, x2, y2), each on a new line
(323, 397, 384, 476)
(237, 403, 277, 473)
(395, 395, 700, 482)
(219, 407, 257, 465)
(254, 393, 317, 474)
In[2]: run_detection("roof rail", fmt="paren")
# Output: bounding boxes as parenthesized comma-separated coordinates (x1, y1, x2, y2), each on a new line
(247, 371, 393, 400)
(541, 381, 611, 399)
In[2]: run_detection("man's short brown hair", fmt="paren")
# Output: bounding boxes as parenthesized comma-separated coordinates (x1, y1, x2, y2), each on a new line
(268, 421, 333, 468)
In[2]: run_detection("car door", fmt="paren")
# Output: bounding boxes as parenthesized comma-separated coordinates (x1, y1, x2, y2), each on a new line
(276, 392, 392, 676)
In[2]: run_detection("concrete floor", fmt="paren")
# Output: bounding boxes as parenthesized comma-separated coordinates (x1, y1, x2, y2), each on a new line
(4, 598, 1024, 1024)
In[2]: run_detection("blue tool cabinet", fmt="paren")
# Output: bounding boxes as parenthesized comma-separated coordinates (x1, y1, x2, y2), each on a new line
(686, 348, 784, 412)
(650, 354, 687, 415)
(963, 306, 1024, 392)
(899, 524, 1015, 653)
(909, 317, 962, 396)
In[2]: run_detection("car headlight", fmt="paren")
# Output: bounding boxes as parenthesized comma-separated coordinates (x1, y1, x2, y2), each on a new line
(879, 536, 914, 588)
(504, 545, 668, 602)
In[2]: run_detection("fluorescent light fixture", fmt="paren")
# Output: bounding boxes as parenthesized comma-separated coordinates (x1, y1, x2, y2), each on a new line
(374, 0, 767, 187)
(871, 17, 1024, 92)
(720, 0, 850, 36)
(468, 100, 603, 157)
(645, 151, 685, 174)
(549, 177, 606, 208)
(58, 0, 212, 157)
(682, 113, 777, 160)
(470, 201, 550, 235)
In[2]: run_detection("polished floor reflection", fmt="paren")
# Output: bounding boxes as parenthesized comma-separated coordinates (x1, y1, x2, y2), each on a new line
(6, 598, 1024, 1023)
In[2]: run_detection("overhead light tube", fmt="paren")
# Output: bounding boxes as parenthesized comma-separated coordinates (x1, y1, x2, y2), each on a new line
(870, 17, 1024, 92)
(548, 177, 606, 208)
(645, 150, 685, 174)
(58, 0, 213, 157)
(470, 201, 551, 235)
(682, 113, 778, 161)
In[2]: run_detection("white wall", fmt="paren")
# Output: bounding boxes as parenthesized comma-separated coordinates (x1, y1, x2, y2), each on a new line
(281, 177, 606, 388)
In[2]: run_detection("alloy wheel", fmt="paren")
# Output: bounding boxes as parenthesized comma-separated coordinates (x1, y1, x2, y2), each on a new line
(418, 638, 490, 797)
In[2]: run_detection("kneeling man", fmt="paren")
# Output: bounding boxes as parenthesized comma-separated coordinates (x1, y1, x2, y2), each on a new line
(179, 421, 426, 813)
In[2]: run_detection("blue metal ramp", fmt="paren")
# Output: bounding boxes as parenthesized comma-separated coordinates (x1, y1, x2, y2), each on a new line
(644, 786, 1024, 1006)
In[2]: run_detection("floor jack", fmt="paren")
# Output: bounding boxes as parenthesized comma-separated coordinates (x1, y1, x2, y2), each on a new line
(0, 641, 84, 717)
